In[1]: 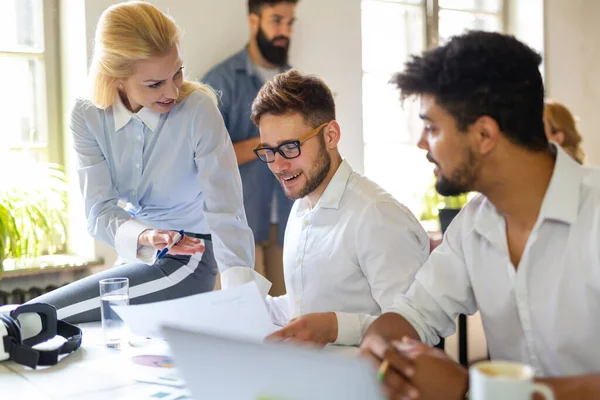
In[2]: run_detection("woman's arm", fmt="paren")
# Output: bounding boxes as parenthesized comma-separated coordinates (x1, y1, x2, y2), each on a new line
(191, 93, 269, 293)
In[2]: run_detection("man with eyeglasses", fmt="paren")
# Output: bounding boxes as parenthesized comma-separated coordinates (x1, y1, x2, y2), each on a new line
(250, 69, 430, 347)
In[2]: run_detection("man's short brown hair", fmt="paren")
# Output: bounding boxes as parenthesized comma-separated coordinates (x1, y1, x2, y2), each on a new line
(251, 69, 336, 129)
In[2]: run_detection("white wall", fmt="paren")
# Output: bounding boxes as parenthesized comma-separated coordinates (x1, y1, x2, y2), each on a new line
(81, 0, 364, 170)
(62, 0, 364, 263)
(545, 0, 600, 166)
(291, 0, 364, 172)
(508, 0, 544, 73)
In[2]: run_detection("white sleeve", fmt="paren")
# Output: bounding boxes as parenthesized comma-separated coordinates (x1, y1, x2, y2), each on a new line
(390, 208, 478, 346)
(264, 294, 292, 327)
(192, 93, 257, 287)
(71, 99, 156, 263)
(334, 201, 430, 346)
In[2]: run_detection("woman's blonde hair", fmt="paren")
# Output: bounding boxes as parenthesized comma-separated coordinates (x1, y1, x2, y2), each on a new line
(544, 100, 585, 164)
(88, 1, 215, 108)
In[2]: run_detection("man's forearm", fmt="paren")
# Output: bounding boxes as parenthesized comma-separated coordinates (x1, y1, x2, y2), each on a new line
(362, 312, 421, 343)
(537, 374, 600, 399)
(233, 137, 261, 165)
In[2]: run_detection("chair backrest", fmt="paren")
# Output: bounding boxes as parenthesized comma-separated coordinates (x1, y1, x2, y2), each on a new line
(439, 208, 461, 234)
(438, 207, 470, 366)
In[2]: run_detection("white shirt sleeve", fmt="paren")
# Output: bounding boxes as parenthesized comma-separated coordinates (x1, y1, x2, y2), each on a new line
(192, 93, 257, 287)
(265, 294, 292, 327)
(334, 201, 430, 346)
(71, 99, 152, 262)
(390, 208, 478, 346)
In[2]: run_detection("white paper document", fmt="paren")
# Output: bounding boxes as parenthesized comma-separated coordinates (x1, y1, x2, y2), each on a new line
(113, 282, 279, 341)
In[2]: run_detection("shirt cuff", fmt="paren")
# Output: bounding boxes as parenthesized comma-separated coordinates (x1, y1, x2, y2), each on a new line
(220, 267, 272, 298)
(333, 312, 363, 346)
(114, 219, 155, 265)
(390, 300, 439, 346)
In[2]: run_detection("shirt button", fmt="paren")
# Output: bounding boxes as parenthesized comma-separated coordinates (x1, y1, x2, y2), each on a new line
(295, 300, 300, 305)
(297, 258, 302, 265)
(304, 220, 310, 226)
(132, 190, 136, 195)
(136, 163, 140, 168)
(137, 135, 142, 140)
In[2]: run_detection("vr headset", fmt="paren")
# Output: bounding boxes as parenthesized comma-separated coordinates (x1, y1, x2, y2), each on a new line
(0, 302, 82, 368)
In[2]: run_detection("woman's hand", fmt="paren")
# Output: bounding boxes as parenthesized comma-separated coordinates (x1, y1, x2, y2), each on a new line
(138, 229, 205, 255)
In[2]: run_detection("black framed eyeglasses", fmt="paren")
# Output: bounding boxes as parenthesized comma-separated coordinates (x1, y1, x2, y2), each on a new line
(253, 122, 329, 163)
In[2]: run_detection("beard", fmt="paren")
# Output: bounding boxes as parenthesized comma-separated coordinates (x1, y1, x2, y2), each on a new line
(431, 149, 479, 197)
(282, 137, 331, 200)
(256, 25, 289, 66)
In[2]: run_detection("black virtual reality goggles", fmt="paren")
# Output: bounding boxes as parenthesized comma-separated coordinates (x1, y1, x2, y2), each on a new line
(0, 302, 82, 368)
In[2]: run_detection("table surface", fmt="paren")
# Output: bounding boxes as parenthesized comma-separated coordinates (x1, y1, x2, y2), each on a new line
(2, 322, 193, 399)
(3, 322, 359, 399)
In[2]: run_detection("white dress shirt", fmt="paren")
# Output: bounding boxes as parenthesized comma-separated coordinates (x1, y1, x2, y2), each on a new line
(391, 145, 600, 377)
(266, 160, 430, 345)
(70, 91, 264, 289)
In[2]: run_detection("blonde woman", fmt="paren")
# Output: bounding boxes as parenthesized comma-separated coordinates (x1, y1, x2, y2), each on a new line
(544, 100, 585, 163)
(30, 2, 260, 323)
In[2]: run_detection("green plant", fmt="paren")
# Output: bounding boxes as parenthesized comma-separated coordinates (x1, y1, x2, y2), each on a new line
(419, 180, 470, 221)
(0, 162, 68, 278)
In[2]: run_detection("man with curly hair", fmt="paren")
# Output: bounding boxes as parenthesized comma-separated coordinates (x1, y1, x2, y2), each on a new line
(360, 31, 600, 400)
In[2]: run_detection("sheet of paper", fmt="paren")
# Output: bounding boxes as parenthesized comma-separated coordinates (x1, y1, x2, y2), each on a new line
(113, 282, 279, 342)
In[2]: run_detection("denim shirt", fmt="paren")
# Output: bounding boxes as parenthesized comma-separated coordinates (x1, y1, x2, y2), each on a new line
(203, 47, 293, 245)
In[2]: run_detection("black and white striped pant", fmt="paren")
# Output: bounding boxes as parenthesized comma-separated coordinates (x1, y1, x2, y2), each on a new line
(27, 237, 217, 324)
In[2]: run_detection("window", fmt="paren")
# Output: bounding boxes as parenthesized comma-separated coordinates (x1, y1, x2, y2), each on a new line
(0, 0, 60, 165)
(361, 0, 505, 218)
(0, 0, 67, 267)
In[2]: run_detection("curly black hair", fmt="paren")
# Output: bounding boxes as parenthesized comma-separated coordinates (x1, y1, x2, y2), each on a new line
(392, 30, 548, 151)
(248, 0, 299, 15)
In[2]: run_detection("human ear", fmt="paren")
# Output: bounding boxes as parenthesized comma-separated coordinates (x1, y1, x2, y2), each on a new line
(474, 116, 500, 156)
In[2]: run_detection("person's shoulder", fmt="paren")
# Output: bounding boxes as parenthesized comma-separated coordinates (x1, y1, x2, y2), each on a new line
(70, 97, 105, 124)
(346, 170, 422, 224)
(581, 164, 600, 187)
(579, 164, 600, 206)
(346, 170, 397, 204)
(203, 49, 246, 82)
(71, 97, 99, 113)
(176, 88, 218, 112)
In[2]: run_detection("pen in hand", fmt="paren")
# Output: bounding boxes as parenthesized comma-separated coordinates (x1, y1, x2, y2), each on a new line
(377, 359, 389, 382)
(156, 230, 184, 259)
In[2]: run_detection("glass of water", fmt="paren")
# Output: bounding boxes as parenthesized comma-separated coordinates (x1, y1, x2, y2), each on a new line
(99, 277, 129, 348)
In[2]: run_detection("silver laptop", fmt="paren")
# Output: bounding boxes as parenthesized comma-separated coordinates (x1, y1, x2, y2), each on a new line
(162, 325, 385, 400)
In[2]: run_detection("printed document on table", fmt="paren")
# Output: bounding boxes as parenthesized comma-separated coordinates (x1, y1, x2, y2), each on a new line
(113, 282, 279, 341)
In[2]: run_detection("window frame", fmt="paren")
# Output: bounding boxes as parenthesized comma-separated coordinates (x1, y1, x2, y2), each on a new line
(360, 0, 507, 218)
(0, 0, 62, 165)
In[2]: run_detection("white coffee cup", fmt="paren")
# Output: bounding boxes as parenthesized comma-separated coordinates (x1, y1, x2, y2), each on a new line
(469, 361, 554, 400)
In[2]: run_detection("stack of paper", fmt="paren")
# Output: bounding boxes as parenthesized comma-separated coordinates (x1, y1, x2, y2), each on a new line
(113, 282, 279, 342)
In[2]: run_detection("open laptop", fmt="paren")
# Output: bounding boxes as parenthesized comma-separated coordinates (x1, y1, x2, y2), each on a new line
(162, 325, 386, 400)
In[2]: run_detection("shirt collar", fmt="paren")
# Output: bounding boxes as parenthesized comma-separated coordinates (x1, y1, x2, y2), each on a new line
(474, 143, 584, 239)
(112, 95, 161, 133)
(234, 46, 291, 77)
(296, 159, 353, 215)
(537, 143, 583, 224)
